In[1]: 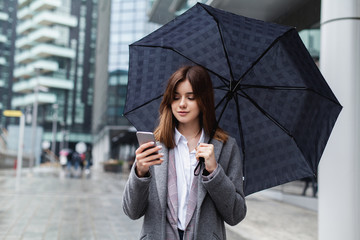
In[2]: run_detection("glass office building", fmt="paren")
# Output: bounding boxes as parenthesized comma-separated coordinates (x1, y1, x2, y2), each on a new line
(92, 0, 159, 164)
(107, 0, 158, 126)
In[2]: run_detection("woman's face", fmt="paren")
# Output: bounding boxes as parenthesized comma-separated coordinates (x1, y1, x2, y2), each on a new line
(171, 79, 201, 127)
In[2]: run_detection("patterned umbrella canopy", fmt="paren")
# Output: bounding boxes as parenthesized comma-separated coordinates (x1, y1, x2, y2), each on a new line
(124, 3, 342, 195)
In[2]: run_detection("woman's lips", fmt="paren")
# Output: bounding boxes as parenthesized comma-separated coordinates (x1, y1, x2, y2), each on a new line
(178, 111, 188, 116)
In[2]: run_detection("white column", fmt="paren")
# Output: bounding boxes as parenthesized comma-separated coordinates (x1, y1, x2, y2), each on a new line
(16, 115, 25, 181)
(319, 0, 360, 240)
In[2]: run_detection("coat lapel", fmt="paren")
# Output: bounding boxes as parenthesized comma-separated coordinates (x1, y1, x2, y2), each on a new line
(167, 149, 178, 223)
(184, 173, 198, 228)
(154, 143, 168, 211)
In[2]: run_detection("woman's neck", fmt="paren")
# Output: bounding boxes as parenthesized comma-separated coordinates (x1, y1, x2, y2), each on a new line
(177, 123, 201, 141)
(177, 123, 201, 152)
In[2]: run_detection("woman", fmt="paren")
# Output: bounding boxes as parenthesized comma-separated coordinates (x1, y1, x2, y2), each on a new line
(122, 65, 246, 240)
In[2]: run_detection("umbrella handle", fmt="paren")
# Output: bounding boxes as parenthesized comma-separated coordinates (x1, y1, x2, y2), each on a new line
(194, 129, 216, 176)
(194, 157, 204, 176)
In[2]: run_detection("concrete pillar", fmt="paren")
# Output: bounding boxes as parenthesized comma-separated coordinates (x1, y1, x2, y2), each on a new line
(319, 0, 360, 239)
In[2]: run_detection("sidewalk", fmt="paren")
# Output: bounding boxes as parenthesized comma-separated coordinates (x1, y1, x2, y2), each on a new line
(227, 192, 317, 240)
(0, 166, 317, 240)
(0, 166, 143, 240)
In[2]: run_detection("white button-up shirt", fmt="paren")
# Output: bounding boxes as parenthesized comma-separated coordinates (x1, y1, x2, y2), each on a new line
(174, 128, 204, 230)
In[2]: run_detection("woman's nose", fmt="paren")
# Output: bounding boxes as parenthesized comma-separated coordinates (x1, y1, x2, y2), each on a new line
(179, 97, 186, 107)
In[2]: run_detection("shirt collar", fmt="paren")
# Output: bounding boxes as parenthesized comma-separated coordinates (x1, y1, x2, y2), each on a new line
(174, 128, 205, 146)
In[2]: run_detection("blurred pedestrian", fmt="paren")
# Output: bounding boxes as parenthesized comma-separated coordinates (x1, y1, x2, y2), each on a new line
(84, 147, 93, 175)
(301, 176, 318, 197)
(122, 65, 247, 239)
(72, 152, 81, 170)
(65, 151, 82, 178)
(60, 148, 72, 169)
(79, 152, 86, 170)
(40, 149, 49, 164)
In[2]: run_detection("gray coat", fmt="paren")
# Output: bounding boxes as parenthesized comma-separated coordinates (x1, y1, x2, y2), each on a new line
(122, 135, 247, 240)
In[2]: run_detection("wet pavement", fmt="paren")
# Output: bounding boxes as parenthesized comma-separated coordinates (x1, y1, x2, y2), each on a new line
(0, 166, 317, 240)
(0, 167, 142, 240)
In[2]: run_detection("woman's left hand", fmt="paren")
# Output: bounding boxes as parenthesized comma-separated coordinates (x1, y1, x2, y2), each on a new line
(196, 143, 217, 173)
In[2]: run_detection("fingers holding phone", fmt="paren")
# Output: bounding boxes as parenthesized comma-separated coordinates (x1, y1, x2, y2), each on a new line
(135, 132, 164, 177)
(136, 141, 163, 163)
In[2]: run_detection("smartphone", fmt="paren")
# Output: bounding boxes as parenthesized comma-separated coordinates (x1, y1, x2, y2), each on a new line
(136, 131, 159, 158)
(136, 131, 156, 146)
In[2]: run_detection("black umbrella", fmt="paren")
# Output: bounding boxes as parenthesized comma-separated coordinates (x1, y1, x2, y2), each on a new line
(124, 3, 342, 195)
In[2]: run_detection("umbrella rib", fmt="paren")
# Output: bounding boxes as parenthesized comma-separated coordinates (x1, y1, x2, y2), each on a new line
(214, 86, 229, 92)
(240, 84, 342, 106)
(237, 86, 337, 177)
(239, 89, 294, 138)
(123, 95, 163, 115)
(194, 93, 232, 176)
(241, 85, 307, 90)
(234, 93, 246, 181)
(133, 44, 230, 87)
(214, 92, 229, 110)
(232, 29, 294, 91)
(199, 4, 236, 88)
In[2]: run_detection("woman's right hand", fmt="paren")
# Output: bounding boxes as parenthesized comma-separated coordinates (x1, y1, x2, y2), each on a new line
(135, 142, 164, 177)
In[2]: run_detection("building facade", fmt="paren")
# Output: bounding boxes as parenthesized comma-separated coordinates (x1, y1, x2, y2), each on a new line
(12, 0, 98, 155)
(0, 0, 17, 127)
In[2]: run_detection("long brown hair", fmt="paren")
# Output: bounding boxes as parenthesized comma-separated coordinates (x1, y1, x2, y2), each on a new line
(154, 65, 228, 148)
